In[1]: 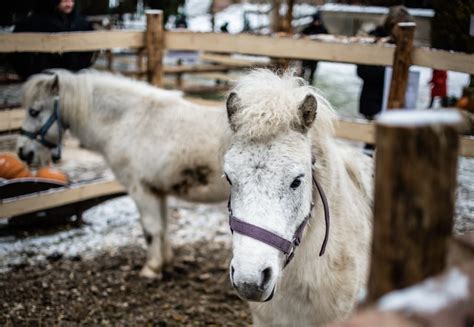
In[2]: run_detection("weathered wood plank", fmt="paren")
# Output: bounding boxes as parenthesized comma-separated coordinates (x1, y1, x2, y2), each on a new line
(165, 32, 395, 66)
(3, 106, 473, 157)
(0, 180, 126, 218)
(0, 108, 25, 132)
(0, 31, 145, 52)
(367, 110, 461, 302)
(413, 47, 474, 75)
(1, 31, 472, 74)
(200, 53, 269, 67)
(146, 10, 164, 87)
(387, 23, 416, 109)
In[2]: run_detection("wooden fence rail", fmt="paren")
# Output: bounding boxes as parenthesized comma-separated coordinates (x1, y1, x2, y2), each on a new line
(0, 179, 125, 218)
(2, 106, 473, 157)
(1, 31, 473, 74)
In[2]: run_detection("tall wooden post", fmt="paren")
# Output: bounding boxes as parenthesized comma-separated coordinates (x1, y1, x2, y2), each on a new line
(176, 58, 183, 89)
(387, 22, 416, 109)
(367, 109, 462, 302)
(271, 0, 282, 33)
(136, 48, 145, 80)
(146, 10, 164, 87)
(283, 0, 295, 34)
(105, 23, 114, 72)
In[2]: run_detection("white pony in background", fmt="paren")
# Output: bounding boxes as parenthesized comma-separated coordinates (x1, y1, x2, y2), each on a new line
(17, 70, 229, 278)
(223, 70, 373, 325)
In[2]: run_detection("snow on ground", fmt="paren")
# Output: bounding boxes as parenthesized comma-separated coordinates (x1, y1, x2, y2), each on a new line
(0, 195, 229, 273)
(377, 268, 470, 313)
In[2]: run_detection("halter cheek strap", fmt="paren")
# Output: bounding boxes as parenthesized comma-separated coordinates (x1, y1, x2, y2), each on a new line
(228, 170, 330, 267)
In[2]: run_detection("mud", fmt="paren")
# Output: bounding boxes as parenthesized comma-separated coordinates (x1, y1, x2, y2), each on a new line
(0, 242, 252, 326)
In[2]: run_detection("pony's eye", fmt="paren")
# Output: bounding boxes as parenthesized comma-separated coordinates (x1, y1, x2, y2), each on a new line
(28, 108, 40, 118)
(290, 178, 301, 189)
(224, 173, 232, 185)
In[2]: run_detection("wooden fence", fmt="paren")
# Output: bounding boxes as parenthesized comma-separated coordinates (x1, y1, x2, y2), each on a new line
(1, 10, 473, 218)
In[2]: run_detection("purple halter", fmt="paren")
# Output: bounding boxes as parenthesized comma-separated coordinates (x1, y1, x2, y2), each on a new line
(228, 169, 330, 267)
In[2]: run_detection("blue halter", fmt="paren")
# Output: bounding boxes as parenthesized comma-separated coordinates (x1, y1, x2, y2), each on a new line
(20, 97, 64, 162)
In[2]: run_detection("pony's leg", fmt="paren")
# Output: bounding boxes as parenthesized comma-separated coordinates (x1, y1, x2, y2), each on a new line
(130, 186, 173, 279)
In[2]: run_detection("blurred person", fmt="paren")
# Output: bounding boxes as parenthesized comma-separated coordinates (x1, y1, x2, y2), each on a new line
(174, 12, 188, 29)
(301, 12, 328, 85)
(357, 6, 414, 152)
(428, 69, 448, 108)
(8, 0, 95, 80)
(357, 6, 414, 121)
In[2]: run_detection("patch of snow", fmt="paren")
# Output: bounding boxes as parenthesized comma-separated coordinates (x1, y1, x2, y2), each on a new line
(377, 109, 462, 127)
(357, 287, 367, 303)
(378, 268, 470, 314)
(185, 0, 212, 17)
(0, 195, 230, 272)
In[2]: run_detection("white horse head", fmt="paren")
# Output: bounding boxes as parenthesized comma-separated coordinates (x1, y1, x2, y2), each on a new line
(17, 70, 88, 166)
(223, 69, 336, 302)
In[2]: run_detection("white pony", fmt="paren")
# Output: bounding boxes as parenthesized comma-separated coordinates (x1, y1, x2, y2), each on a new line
(223, 70, 373, 325)
(17, 70, 229, 278)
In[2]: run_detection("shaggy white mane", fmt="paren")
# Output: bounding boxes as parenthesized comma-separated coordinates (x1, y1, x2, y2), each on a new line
(229, 69, 336, 141)
(22, 69, 183, 117)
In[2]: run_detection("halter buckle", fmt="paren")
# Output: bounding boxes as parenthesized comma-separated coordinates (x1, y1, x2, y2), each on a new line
(293, 235, 301, 246)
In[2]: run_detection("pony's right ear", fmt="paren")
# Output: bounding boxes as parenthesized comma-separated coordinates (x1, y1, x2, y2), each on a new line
(226, 92, 241, 131)
(296, 94, 317, 133)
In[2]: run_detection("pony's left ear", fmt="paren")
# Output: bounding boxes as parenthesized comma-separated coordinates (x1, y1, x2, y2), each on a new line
(226, 92, 241, 131)
(297, 94, 317, 133)
(50, 74, 59, 95)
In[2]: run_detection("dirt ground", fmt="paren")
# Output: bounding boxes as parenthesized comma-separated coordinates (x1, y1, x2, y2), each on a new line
(0, 241, 252, 326)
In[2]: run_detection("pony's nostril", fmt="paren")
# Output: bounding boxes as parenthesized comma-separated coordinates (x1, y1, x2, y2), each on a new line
(260, 267, 273, 290)
(25, 151, 34, 164)
(18, 147, 24, 160)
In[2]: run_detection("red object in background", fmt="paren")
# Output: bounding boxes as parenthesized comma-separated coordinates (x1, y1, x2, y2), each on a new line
(429, 69, 448, 98)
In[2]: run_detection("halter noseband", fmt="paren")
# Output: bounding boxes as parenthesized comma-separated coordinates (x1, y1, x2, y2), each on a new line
(228, 166, 330, 267)
(20, 97, 64, 162)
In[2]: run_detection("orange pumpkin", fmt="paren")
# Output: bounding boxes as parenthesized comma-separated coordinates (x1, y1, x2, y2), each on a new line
(0, 152, 32, 179)
(35, 167, 69, 184)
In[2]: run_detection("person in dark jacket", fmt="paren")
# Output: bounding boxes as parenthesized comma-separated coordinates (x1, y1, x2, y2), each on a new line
(357, 6, 414, 152)
(357, 6, 414, 121)
(301, 12, 328, 85)
(356, 26, 388, 121)
(9, 0, 95, 80)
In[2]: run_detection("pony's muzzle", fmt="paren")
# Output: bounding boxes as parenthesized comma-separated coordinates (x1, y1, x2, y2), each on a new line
(18, 147, 34, 165)
(230, 264, 275, 302)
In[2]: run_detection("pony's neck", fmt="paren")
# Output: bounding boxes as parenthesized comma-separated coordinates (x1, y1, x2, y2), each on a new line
(60, 75, 110, 152)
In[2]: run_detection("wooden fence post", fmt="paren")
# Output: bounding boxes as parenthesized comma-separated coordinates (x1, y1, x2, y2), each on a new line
(105, 23, 114, 72)
(146, 10, 164, 87)
(283, 0, 295, 34)
(387, 22, 416, 109)
(367, 109, 462, 302)
(136, 48, 145, 80)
